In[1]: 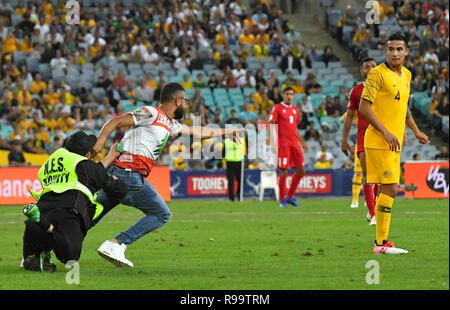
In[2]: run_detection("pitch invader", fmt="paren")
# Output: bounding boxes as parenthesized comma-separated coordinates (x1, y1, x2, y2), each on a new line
(341, 58, 378, 226)
(269, 87, 308, 207)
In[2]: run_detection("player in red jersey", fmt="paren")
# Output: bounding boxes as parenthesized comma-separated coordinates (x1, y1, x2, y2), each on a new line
(269, 87, 308, 207)
(341, 57, 378, 224)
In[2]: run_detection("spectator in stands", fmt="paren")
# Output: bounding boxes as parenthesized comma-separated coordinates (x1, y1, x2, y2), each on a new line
(219, 51, 234, 71)
(288, 77, 303, 93)
(269, 35, 285, 58)
(50, 49, 67, 72)
(424, 47, 440, 73)
(8, 139, 30, 167)
(307, 44, 322, 63)
(96, 67, 112, 89)
(239, 103, 258, 124)
(227, 109, 242, 125)
(420, 31, 438, 53)
(239, 71, 257, 89)
(432, 95, 449, 134)
(253, 33, 269, 59)
(322, 45, 340, 67)
(221, 66, 238, 89)
(193, 74, 207, 89)
(323, 96, 339, 117)
(319, 121, 334, 142)
(435, 145, 449, 160)
(208, 73, 219, 90)
(305, 76, 322, 95)
(135, 79, 154, 104)
(413, 153, 421, 161)
(284, 24, 302, 46)
(279, 48, 302, 74)
(181, 74, 194, 89)
(189, 51, 204, 71)
(314, 144, 334, 169)
(422, 72, 437, 95)
(254, 69, 266, 88)
(304, 121, 320, 142)
(232, 62, 247, 84)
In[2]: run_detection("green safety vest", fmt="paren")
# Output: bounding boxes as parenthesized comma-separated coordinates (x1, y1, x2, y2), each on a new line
(29, 148, 104, 220)
(224, 138, 244, 162)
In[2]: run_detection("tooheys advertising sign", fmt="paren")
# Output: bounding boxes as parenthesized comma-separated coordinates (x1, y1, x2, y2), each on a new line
(404, 161, 449, 199)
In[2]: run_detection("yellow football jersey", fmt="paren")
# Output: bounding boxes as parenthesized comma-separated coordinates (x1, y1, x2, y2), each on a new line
(362, 62, 411, 151)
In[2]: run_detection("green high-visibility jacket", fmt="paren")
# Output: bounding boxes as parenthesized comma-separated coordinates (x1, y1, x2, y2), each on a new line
(30, 148, 104, 220)
(224, 137, 244, 162)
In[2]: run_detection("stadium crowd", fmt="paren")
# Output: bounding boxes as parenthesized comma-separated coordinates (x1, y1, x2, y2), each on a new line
(0, 0, 448, 171)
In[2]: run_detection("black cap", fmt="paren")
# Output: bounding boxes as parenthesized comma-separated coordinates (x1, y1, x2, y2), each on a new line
(64, 131, 97, 156)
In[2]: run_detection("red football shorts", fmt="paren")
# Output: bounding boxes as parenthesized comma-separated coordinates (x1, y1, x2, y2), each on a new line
(277, 143, 305, 169)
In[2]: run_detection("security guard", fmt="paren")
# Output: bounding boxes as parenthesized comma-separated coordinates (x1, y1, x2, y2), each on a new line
(224, 134, 245, 201)
(21, 131, 128, 271)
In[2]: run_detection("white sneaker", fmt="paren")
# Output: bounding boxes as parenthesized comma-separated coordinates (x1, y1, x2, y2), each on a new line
(97, 240, 133, 268)
(373, 241, 408, 254)
(350, 201, 359, 208)
(20, 258, 24, 268)
(369, 215, 376, 226)
(366, 212, 371, 221)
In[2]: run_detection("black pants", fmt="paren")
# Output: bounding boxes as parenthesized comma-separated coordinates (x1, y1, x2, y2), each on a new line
(226, 161, 242, 201)
(23, 208, 86, 264)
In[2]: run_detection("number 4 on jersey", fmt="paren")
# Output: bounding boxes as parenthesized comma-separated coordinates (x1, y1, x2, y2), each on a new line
(394, 90, 400, 101)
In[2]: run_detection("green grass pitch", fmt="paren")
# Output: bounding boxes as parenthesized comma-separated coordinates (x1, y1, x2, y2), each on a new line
(0, 198, 448, 290)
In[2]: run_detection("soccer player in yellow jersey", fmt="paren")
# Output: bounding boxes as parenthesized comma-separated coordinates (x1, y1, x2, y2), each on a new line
(359, 32, 430, 254)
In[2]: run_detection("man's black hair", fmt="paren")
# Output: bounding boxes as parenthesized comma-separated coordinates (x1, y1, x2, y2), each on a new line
(360, 57, 376, 67)
(385, 32, 408, 47)
(160, 82, 185, 103)
(282, 86, 294, 94)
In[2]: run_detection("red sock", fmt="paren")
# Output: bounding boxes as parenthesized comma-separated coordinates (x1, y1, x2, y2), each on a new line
(279, 175, 287, 201)
(288, 173, 302, 199)
(362, 183, 375, 217)
(373, 184, 379, 200)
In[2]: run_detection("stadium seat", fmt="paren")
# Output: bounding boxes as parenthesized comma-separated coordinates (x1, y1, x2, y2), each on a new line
(26, 57, 40, 73)
(120, 100, 136, 112)
(0, 123, 14, 139)
(309, 94, 325, 109)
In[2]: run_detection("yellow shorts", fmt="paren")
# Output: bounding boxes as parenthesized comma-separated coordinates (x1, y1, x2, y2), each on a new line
(354, 148, 362, 173)
(365, 148, 401, 184)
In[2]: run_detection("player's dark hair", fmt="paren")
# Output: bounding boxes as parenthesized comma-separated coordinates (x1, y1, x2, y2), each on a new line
(160, 82, 185, 103)
(360, 57, 376, 67)
(282, 87, 294, 94)
(385, 32, 408, 47)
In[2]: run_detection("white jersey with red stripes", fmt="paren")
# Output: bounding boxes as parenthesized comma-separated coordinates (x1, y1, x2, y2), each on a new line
(114, 106, 182, 176)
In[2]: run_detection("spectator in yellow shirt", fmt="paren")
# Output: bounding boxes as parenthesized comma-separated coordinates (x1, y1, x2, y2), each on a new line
(19, 35, 33, 54)
(291, 79, 305, 94)
(29, 73, 47, 95)
(243, 13, 256, 29)
(238, 27, 255, 46)
(56, 110, 75, 132)
(215, 27, 228, 46)
(253, 34, 269, 59)
(2, 32, 18, 55)
(58, 87, 75, 106)
(42, 85, 60, 106)
(41, 110, 59, 131)
(353, 24, 370, 46)
(16, 85, 32, 107)
(181, 74, 194, 89)
(145, 73, 158, 89)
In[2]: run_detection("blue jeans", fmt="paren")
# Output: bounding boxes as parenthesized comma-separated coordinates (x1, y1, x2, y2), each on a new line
(93, 165, 171, 245)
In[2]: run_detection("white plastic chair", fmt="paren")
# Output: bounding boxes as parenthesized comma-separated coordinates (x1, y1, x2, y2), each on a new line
(259, 170, 279, 202)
